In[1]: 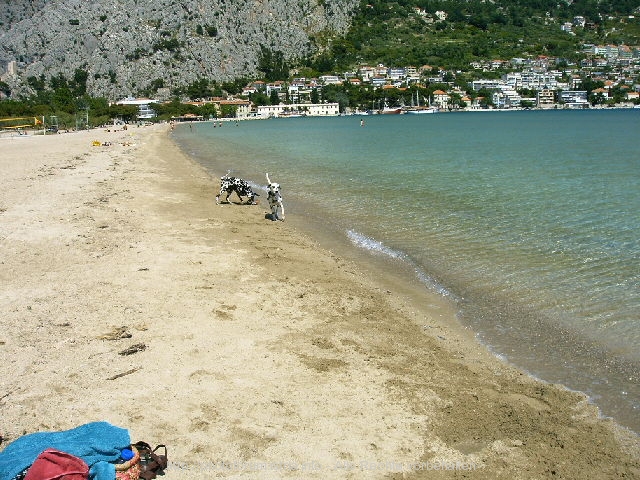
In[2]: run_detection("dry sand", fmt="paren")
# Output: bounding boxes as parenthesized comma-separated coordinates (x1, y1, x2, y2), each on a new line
(1, 124, 639, 479)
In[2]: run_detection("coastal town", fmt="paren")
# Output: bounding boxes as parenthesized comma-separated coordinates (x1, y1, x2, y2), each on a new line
(114, 41, 640, 120)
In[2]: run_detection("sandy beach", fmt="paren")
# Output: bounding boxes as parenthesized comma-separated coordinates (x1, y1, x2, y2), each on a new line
(1, 124, 639, 479)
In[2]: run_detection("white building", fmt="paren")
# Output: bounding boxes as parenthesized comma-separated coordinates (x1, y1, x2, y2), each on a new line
(371, 76, 388, 88)
(573, 16, 586, 27)
(388, 67, 406, 80)
(492, 87, 522, 108)
(503, 72, 522, 89)
(319, 75, 342, 85)
(266, 82, 285, 95)
(374, 64, 388, 77)
(520, 71, 560, 90)
(561, 22, 573, 33)
(558, 90, 589, 108)
(114, 97, 158, 119)
(256, 103, 339, 118)
(470, 79, 503, 91)
(358, 66, 376, 81)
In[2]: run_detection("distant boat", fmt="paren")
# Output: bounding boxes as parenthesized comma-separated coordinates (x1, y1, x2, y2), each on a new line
(405, 106, 437, 114)
(380, 100, 402, 114)
(404, 91, 437, 114)
(381, 106, 402, 114)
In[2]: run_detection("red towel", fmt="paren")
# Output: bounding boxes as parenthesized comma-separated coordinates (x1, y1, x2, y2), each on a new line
(24, 448, 89, 480)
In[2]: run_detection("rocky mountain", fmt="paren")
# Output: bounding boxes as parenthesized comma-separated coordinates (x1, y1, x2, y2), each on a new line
(0, 0, 359, 100)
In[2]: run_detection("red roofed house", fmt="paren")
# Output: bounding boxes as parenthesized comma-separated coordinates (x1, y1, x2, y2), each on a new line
(432, 89, 450, 110)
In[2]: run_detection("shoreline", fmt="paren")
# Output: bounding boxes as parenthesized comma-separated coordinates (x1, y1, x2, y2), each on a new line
(269, 198, 640, 434)
(1, 125, 639, 478)
(172, 114, 640, 436)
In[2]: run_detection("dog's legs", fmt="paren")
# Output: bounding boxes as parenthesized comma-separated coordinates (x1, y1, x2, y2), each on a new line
(229, 188, 240, 204)
(215, 187, 224, 204)
(273, 195, 284, 221)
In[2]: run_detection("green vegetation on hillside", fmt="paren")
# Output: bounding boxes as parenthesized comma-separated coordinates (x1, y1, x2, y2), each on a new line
(310, 0, 640, 72)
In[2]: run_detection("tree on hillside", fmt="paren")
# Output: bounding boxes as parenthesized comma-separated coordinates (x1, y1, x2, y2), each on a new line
(186, 78, 214, 100)
(249, 92, 270, 107)
(580, 76, 605, 94)
(72, 68, 88, 97)
(258, 46, 290, 82)
(270, 89, 280, 105)
(0, 81, 11, 97)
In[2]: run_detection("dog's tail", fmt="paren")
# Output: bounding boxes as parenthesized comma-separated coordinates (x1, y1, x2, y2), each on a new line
(266, 173, 271, 185)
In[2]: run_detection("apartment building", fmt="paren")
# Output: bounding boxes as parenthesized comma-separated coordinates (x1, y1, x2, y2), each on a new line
(536, 89, 556, 108)
(558, 90, 589, 108)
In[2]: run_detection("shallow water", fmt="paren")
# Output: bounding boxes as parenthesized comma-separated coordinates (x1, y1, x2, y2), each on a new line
(172, 109, 640, 433)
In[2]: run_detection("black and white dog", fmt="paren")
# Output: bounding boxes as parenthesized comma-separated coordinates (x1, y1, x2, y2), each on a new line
(216, 171, 259, 205)
(265, 173, 285, 221)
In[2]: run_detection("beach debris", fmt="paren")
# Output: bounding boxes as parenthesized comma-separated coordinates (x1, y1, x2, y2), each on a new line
(119, 343, 147, 356)
(107, 367, 142, 381)
(99, 326, 132, 341)
(0, 391, 12, 401)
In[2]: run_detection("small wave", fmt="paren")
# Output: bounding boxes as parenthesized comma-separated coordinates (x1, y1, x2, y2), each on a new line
(346, 230, 405, 259)
(346, 229, 451, 297)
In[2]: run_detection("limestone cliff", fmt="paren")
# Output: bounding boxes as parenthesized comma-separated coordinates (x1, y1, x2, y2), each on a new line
(0, 0, 359, 99)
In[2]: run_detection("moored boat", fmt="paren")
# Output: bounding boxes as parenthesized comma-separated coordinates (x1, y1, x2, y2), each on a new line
(403, 91, 437, 114)
(405, 106, 437, 114)
(380, 107, 402, 114)
(380, 101, 402, 114)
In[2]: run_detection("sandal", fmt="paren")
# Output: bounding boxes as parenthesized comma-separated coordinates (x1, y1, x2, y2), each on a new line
(133, 442, 168, 480)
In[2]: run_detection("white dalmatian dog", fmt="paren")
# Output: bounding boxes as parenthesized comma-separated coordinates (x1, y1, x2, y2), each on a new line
(265, 173, 285, 221)
(216, 171, 259, 205)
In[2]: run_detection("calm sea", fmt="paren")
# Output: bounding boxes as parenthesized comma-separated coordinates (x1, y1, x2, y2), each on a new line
(172, 109, 640, 434)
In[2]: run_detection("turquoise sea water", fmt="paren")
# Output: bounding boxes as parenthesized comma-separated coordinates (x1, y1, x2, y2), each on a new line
(172, 109, 640, 434)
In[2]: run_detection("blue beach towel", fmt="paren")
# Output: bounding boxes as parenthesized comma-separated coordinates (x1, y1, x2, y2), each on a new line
(0, 421, 130, 480)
